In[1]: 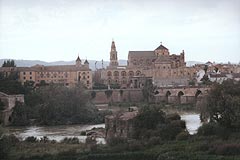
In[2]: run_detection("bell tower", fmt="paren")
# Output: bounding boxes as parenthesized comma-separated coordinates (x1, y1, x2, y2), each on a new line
(109, 40, 119, 67)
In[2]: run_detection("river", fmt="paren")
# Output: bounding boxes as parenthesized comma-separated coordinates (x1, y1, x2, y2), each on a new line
(7, 113, 201, 143)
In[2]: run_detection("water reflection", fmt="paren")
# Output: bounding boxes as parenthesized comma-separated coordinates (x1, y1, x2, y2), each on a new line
(8, 124, 105, 144)
(8, 114, 202, 143)
(181, 114, 202, 134)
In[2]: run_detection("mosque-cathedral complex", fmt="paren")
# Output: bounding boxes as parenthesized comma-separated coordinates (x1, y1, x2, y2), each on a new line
(101, 41, 195, 88)
(0, 40, 240, 89)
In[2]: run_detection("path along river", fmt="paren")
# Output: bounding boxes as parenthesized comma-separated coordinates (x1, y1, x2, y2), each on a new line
(7, 113, 201, 143)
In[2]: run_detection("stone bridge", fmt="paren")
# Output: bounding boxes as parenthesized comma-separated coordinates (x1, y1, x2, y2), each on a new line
(154, 86, 210, 104)
(91, 86, 210, 104)
(0, 92, 24, 125)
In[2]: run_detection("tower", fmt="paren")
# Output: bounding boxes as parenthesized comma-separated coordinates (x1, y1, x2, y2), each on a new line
(154, 42, 169, 56)
(76, 55, 81, 67)
(109, 40, 119, 67)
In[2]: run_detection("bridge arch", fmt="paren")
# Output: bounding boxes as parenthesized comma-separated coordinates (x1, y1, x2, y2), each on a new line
(195, 89, 202, 98)
(177, 91, 184, 104)
(166, 91, 171, 103)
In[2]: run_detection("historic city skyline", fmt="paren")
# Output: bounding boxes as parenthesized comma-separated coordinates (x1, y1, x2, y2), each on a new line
(0, 0, 239, 63)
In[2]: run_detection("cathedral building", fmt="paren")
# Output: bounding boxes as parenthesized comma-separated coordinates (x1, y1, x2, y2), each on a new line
(101, 41, 195, 88)
(0, 56, 93, 89)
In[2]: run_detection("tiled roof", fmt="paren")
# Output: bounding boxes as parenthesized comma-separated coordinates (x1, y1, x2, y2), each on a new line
(128, 51, 155, 57)
(155, 44, 168, 50)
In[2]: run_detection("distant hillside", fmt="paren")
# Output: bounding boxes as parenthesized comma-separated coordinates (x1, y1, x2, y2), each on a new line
(0, 59, 203, 70)
(186, 61, 204, 67)
(0, 59, 128, 71)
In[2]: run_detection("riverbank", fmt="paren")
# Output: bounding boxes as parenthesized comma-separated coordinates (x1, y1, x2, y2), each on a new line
(2, 132, 240, 160)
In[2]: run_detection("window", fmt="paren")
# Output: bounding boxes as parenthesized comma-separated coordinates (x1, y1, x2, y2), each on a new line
(23, 72, 26, 75)
(30, 77, 32, 79)
(114, 71, 119, 77)
(87, 80, 89, 84)
(129, 71, 134, 77)
(23, 77, 26, 80)
(30, 72, 32, 75)
(107, 71, 112, 76)
(136, 70, 141, 76)
(121, 71, 127, 77)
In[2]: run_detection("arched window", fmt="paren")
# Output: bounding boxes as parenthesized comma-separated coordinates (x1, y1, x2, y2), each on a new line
(114, 71, 119, 77)
(136, 70, 141, 76)
(121, 71, 127, 77)
(107, 71, 112, 77)
(129, 71, 134, 77)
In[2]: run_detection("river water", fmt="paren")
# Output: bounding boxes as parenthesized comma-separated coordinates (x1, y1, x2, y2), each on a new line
(7, 113, 201, 143)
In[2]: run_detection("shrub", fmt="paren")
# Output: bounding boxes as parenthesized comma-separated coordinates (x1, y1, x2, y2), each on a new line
(176, 131, 189, 141)
(147, 136, 161, 146)
(25, 136, 38, 143)
(107, 136, 127, 147)
(40, 136, 49, 143)
(157, 123, 183, 140)
(128, 139, 144, 151)
(0, 135, 19, 160)
(1, 134, 19, 145)
(86, 136, 97, 145)
(197, 123, 230, 139)
(166, 113, 181, 121)
(61, 137, 79, 144)
(213, 143, 240, 155)
(170, 120, 186, 129)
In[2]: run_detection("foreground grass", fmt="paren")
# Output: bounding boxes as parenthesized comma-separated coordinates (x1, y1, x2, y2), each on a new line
(4, 135, 240, 160)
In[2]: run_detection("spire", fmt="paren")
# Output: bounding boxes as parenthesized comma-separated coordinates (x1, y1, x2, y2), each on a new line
(109, 40, 118, 67)
(76, 54, 82, 67)
(84, 59, 89, 64)
(111, 40, 116, 51)
(76, 55, 81, 62)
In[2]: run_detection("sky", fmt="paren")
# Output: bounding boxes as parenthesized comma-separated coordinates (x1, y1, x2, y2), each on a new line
(0, 0, 240, 63)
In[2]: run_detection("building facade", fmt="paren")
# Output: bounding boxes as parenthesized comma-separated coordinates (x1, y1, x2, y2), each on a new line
(101, 41, 196, 88)
(0, 56, 93, 89)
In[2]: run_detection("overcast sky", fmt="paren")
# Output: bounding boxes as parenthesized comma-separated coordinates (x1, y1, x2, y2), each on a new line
(0, 0, 239, 63)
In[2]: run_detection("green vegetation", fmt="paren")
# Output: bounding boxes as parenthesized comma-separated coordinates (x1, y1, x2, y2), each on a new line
(0, 131, 239, 160)
(2, 59, 16, 67)
(202, 80, 240, 129)
(0, 71, 25, 95)
(10, 84, 108, 126)
(1, 66, 240, 159)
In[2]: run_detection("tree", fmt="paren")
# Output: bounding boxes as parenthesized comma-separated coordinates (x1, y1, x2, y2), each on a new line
(142, 79, 157, 103)
(11, 101, 29, 126)
(205, 80, 240, 129)
(23, 84, 103, 125)
(133, 106, 166, 130)
(2, 60, 16, 67)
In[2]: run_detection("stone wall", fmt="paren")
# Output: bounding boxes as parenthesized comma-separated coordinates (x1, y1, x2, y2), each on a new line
(105, 111, 137, 140)
(0, 92, 24, 126)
